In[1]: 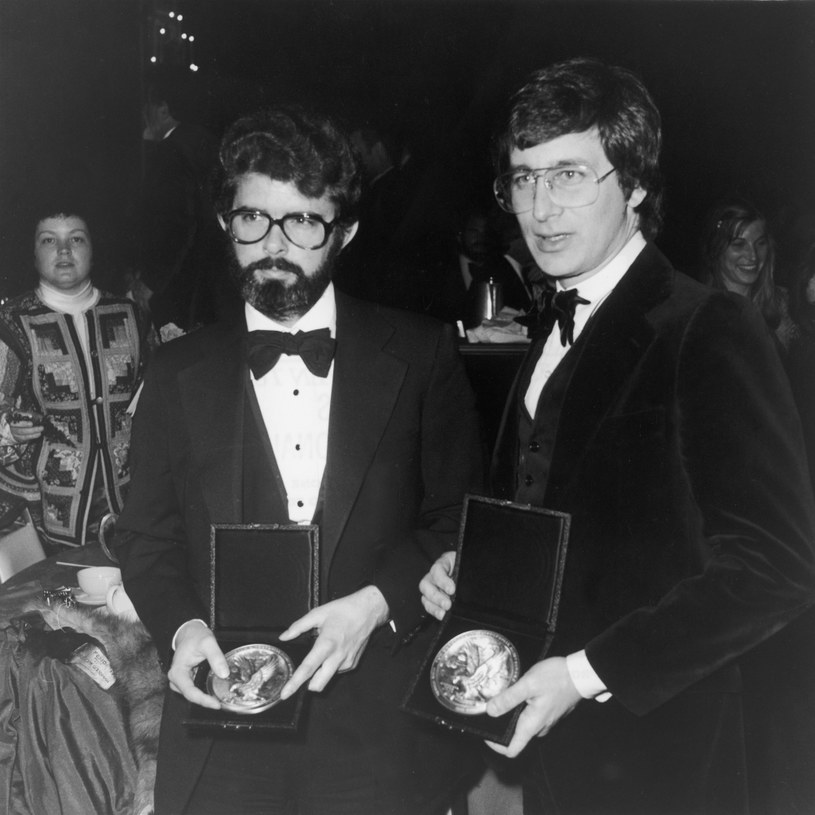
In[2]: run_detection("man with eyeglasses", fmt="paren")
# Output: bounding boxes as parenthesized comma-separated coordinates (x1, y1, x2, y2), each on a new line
(421, 58, 815, 814)
(115, 106, 484, 815)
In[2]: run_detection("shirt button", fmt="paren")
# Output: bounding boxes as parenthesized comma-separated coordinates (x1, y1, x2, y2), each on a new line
(295, 444, 301, 451)
(297, 500, 304, 508)
(528, 441, 540, 452)
(94, 397, 104, 405)
(293, 389, 299, 396)
(524, 474, 534, 486)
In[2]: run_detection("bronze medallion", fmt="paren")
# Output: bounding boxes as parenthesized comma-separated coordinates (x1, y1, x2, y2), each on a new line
(430, 629, 520, 715)
(208, 643, 294, 714)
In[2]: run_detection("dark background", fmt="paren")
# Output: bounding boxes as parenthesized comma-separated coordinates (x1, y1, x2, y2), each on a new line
(1, 0, 814, 298)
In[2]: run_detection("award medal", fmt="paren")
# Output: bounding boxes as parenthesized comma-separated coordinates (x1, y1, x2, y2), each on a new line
(208, 643, 294, 714)
(430, 629, 520, 715)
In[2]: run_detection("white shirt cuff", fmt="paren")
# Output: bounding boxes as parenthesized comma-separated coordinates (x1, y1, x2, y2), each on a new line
(171, 618, 208, 651)
(566, 650, 612, 703)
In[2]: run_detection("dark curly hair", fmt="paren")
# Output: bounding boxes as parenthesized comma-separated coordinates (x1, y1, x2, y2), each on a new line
(494, 57, 663, 240)
(213, 106, 361, 230)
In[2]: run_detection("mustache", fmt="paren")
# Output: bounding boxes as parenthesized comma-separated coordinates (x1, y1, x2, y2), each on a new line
(243, 256, 304, 277)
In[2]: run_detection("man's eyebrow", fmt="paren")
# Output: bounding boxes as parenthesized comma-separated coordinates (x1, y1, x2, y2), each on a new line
(509, 159, 586, 171)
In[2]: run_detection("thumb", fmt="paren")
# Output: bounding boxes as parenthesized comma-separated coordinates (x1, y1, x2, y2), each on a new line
(201, 638, 229, 680)
(279, 609, 318, 641)
(486, 676, 528, 718)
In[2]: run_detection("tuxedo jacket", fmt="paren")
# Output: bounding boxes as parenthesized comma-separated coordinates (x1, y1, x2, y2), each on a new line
(115, 292, 484, 812)
(492, 244, 815, 814)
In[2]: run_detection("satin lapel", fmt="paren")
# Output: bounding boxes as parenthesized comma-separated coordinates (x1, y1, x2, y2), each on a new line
(177, 326, 246, 523)
(544, 246, 673, 504)
(321, 295, 406, 579)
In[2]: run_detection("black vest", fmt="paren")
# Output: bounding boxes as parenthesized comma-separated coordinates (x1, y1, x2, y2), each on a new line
(494, 331, 585, 505)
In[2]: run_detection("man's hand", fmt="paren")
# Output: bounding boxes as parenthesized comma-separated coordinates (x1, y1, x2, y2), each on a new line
(485, 657, 583, 758)
(278, 585, 389, 699)
(419, 550, 456, 620)
(167, 620, 229, 710)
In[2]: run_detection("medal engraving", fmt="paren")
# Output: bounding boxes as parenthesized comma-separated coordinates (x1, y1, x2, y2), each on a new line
(430, 630, 520, 715)
(208, 644, 294, 714)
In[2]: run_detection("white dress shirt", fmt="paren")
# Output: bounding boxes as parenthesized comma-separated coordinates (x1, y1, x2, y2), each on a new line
(173, 286, 337, 648)
(525, 232, 646, 416)
(523, 232, 647, 702)
(245, 283, 336, 524)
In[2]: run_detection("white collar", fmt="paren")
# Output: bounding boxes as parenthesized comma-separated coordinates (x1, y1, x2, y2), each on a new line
(245, 282, 337, 336)
(37, 279, 99, 315)
(558, 232, 647, 302)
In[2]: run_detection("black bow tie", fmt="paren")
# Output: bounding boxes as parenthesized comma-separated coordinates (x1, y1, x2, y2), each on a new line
(517, 286, 590, 345)
(247, 328, 336, 378)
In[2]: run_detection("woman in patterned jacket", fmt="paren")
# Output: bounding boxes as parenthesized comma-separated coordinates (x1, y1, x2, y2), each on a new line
(0, 205, 150, 551)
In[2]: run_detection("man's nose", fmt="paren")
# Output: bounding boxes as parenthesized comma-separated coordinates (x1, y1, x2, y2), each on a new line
(57, 240, 72, 254)
(531, 178, 562, 221)
(262, 223, 288, 254)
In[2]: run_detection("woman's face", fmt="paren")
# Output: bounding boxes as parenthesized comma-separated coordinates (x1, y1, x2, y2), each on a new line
(719, 219, 769, 295)
(34, 215, 93, 294)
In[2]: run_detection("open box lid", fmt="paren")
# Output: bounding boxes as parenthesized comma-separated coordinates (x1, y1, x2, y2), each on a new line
(208, 523, 320, 634)
(184, 523, 320, 733)
(452, 495, 570, 638)
(401, 495, 570, 744)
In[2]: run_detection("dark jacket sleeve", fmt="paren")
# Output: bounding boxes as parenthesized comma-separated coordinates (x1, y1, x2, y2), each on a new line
(371, 321, 484, 634)
(115, 345, 208, 665)
(586, 294, 815, 715)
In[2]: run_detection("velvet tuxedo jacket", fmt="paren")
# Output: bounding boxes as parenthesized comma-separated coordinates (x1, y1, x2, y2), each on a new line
(492, 244, 815, 814)
(115, 291, 484, 813)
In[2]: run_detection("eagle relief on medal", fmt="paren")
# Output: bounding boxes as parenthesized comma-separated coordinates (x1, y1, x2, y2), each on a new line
(430, 629, 520, 715)
(208, 643, 294, 714)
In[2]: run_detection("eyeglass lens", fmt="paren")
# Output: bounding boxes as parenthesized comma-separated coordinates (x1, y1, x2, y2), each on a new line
(228, 211, 329, 249)
(495, 165, 606, 213)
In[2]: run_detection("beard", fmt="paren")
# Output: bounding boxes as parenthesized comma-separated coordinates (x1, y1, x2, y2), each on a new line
(228, 237, 342, 322)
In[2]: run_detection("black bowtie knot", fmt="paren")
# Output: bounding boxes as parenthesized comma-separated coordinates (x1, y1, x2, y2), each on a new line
(517, 286, 590, 345)
(247, 328, 336, 378)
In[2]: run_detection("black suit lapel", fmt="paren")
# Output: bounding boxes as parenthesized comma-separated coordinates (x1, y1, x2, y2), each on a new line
(321, 295, 407, 584)
(543, 245, 673, 504)
(178, 326, 246, 524)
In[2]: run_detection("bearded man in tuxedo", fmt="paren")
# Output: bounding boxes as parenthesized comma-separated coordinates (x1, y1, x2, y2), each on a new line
(116, 106, 483, 815)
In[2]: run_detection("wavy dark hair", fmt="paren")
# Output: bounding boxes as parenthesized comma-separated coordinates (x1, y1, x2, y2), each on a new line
(789, 241, 815, 336)
(493, 57, 663, 240)
(701, 199, 783, 330)
(213, 106, 361, 230)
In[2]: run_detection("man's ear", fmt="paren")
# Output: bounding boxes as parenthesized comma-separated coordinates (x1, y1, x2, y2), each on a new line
(217, 214, 228, 234)
(627, 186, 647, 210)
(340, 221, 359, 249)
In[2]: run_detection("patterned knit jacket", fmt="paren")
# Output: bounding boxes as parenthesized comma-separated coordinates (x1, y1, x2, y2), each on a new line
(0, 290, 148, 546)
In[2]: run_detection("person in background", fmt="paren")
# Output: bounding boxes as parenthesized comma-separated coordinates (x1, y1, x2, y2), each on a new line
(701, 198, 796, 354)
(420, 57, 815, 815)
(456, 207, 532, 325)
(135, 69, 237, 332)
(115, 106, 484, 815)
(0, 204, 149, 552)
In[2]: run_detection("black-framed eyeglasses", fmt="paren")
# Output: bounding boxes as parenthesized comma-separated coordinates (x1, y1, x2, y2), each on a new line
(223, 209, 338, 250)
(493, 164, 616, 214)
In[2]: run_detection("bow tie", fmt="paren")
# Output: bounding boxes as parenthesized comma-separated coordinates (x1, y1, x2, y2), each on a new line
(518, 286, 590, 345)
(247, 328, 336, 378)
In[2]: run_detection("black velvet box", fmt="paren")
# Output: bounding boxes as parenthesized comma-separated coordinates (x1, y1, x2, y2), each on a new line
(185, 523, 319, 732)
(402, 494, 570, 745)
